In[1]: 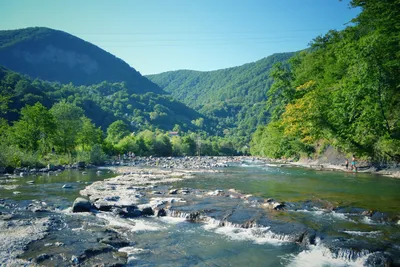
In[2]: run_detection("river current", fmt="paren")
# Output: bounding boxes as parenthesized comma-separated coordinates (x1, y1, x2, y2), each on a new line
(0, 160, 399, 266)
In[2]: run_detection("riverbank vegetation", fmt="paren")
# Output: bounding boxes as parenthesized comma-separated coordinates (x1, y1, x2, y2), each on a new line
(0, 101, 239, 169)
(251, 0, 400, 163)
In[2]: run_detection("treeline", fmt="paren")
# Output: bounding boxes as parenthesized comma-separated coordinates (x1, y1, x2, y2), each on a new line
(251, 0, 400, 162)
(0, 100, 239, 169)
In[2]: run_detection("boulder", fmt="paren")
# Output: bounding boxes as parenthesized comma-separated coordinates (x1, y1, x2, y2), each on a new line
(157, 208, 167, 217)
(72, 197, 92, 212)
(125, 206, 142, 218)
(141, 207, 154, 216)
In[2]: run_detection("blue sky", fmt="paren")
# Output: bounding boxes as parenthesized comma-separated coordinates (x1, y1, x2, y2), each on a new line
(0, 0, 360, 75)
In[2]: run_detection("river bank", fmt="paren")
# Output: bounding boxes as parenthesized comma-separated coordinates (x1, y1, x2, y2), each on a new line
(114, 155, 400, 178)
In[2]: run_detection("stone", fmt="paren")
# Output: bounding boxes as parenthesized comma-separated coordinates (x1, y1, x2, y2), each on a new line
(273, 202, 285, 210)
(157, 208, 167, 217)
(72, 197, 92, 212)
(35, 253, 50, 263)
(125, 206, 142, 218)
(169, 189, 178, 194)
(141, 207, 154, 216)
(71, 255, 79, 265)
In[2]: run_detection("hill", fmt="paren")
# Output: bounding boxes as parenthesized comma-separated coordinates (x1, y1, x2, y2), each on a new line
(147, 52, 295, 145)
(0, 27, 162, 94)
(0, 66, 209, 133)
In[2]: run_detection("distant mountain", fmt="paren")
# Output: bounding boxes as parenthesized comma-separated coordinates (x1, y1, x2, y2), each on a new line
(0, 27, 162, 94)
(147, 52, 295, 142)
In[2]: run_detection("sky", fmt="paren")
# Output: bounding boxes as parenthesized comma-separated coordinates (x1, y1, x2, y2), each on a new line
(0, 0, 360, 75)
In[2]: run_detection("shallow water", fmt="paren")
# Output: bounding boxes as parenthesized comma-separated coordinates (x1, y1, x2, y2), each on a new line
(1, 163, 399, 266)
(0, 169, 115, 208)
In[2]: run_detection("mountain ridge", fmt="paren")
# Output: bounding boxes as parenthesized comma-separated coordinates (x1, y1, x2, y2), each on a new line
(0, 27, 163, 94)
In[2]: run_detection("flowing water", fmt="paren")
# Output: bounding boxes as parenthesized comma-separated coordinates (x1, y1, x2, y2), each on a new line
(1, 162, 399, 266)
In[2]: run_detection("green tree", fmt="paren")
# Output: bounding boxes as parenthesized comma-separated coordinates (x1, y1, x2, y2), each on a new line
(11, 102, 56, 153)
(50, 100, 84, 153)
(77, 116, 102, 151)
(106, 120, 130, 145)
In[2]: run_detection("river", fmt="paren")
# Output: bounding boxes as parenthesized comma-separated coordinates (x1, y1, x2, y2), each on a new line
(0, 160, 399, 266)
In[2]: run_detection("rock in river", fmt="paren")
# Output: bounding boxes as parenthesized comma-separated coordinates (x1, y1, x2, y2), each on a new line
(72, 197, 92, 212)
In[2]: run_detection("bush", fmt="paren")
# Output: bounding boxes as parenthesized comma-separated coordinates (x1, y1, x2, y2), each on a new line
(89, 144, 107, 165)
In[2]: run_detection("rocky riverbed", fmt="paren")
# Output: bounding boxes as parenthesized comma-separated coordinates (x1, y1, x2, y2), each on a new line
(1, 156, 399, 266)
(73, 161, 398, 265)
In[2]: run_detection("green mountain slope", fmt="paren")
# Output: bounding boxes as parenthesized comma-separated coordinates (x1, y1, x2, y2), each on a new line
(0, 66, 208, 133)
(147, 52, 295, 144)
(0, 27, 162, 94)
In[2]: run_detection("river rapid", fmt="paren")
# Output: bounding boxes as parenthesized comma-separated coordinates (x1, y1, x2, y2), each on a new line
(0, 158, 399, 266)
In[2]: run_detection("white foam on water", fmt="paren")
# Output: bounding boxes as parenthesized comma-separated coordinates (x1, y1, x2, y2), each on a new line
(97, 213, 163, 232)
(240, 163, 265, 168)
(293, 208, 355, 223)
(360, 216, 384, 225)
(119, 246, 150, 255)
(157, 216, 187, 224)
(343, 230, 381, 237)
(201, 218, 290, 245)
(212, 225, 289, 245)
(119, 247, 150, 263)
(285, 238, 369, 267)
(127, 218, 162, 232)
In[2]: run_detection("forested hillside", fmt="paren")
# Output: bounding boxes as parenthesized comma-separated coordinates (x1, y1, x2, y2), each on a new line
(147, 52, 294, 148)
(0, 27, 162, 94)
(0, 66, 207, 132)
(251, 0, 400, 162)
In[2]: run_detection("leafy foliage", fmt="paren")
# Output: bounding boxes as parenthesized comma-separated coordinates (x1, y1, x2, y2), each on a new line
(251, 0, 400, 162)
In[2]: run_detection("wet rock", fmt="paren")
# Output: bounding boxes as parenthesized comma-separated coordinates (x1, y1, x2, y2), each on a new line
(370, 211, 390, 222)
(71, 255, 79, 265)
(35, 253, 50, 263)
(157, 208, 167, 217)
(78, 246, 127, 266)
(141, 207, 154, 216)
(93, 200, 113, 211)
(262, 199, 286, 210)
(297, 230, 316, 247)
(62, 184, 72, 189)
(125, 206, 142, 218)
(27, 202, 48, 212)
(104, 196, 120, 202)
(365, 252, 393, 267)
(99, 232, 130, 248)
(111, 207, 126, 216)
(72, 197, 92, 212)
(273, 202, 285, 210)
(186, 211, 203, 222)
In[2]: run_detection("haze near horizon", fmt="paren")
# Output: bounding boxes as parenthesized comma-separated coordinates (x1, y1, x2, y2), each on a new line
(0, 0, 360, 74)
